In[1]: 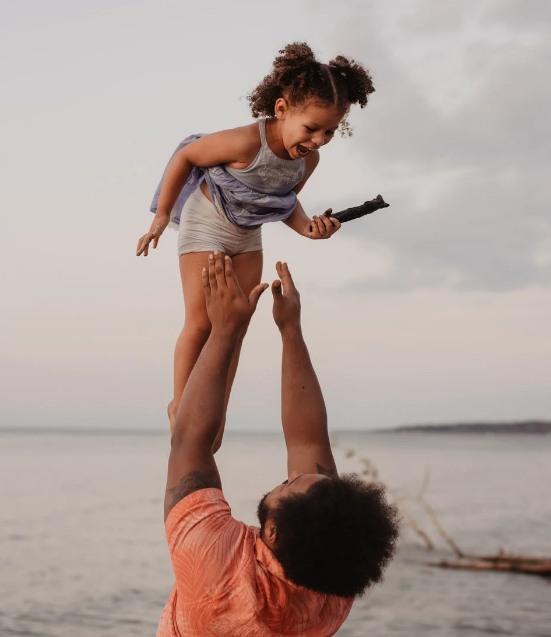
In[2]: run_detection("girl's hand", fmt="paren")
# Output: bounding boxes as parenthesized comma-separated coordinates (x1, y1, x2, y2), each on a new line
(136, 215, 170, 256)
(304, 209, 341, 240)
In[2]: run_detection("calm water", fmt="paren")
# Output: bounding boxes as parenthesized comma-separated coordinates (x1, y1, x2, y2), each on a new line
(1, 429, 550, 637)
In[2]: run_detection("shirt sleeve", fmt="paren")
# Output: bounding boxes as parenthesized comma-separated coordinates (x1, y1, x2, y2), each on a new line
(165, 488, 247, 602)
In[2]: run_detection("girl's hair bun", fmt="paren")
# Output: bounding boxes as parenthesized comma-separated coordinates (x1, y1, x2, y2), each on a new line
(328, 55, 375, 109)
(273, 42, 317, 72)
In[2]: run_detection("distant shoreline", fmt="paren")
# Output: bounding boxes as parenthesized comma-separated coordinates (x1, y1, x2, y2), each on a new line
(1, 421, 551, 436)
(385, 421, 551, 434)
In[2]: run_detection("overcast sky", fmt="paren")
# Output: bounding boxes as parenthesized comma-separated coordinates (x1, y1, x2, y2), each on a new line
(1, 0, 550, 431)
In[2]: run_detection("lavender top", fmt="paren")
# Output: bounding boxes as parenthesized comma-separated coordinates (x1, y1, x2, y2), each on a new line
(150, 122, 306, 230)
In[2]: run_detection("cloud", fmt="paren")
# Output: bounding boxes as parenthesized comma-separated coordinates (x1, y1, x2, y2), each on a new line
(403, 0, 481, 34)
(482, 0, 551, 34)
(323, 1, 551, 292)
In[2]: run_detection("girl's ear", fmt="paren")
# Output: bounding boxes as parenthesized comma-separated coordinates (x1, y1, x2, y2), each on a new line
(274, 97, 289, 120)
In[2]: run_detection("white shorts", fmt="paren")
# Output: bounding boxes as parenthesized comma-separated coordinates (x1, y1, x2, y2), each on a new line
(178, 187, 263, 257)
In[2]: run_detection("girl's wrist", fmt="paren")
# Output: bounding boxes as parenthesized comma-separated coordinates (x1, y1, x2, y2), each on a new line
(301, 219, 312, 237)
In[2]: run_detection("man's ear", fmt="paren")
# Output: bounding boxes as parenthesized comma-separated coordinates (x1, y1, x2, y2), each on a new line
(264, 519, 278, 548)
(274, 97, 289, 120)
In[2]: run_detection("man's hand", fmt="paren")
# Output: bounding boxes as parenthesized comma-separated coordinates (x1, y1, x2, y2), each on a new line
(304, 208, 341, 240)
(136, 214, 170, 256)
(272, 262, 302, 333)
(274, 260, 338, 477)
(203, 252, 268, 336)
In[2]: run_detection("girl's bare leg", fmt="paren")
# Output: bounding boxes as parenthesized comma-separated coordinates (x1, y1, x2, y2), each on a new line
(168, 252, 211, 431)
(169, 250, 263, 450)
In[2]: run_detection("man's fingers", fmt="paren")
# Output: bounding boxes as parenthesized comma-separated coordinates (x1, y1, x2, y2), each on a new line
(272, 279, 282, 296)
(201, 266, 210, 298)
(153, 236, 159, 249)
(224, 255, 240, 290)
(208, 253, 218, 290)
(249, 283, 269, 308)
(214, 251, 226, 287)
(276, 261, 294, 282)
(277, 261, 296, 291)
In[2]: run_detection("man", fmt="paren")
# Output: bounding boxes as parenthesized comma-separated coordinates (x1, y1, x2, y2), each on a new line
(157, 252, 399, 637)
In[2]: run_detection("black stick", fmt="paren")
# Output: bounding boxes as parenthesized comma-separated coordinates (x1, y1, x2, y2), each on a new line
(309, 195, 389, 232)
(331, 194, 389, 222)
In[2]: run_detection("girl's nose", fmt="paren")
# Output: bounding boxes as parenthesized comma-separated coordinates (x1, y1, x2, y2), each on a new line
(313, 135, 325, 148)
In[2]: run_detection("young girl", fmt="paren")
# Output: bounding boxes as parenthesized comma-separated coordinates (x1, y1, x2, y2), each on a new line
(136, 42, 375, 443)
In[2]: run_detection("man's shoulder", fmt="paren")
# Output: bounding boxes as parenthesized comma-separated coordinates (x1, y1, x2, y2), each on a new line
(166, 487, 227, 529)
(166, 492, 257, 603)
(166, 488, 253, 557)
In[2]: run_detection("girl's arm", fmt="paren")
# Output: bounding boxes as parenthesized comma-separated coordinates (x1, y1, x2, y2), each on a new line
(283, 151, 341, 240)
(156, 126, 259, 215)
(137, 125, 260, 256)
(283, 200, 314, 236)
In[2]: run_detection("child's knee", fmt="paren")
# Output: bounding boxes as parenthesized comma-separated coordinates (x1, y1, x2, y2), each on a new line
(185, 318, 212, 343)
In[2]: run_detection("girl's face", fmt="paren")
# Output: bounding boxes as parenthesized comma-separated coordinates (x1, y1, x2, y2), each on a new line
(274, 98, 345, 160)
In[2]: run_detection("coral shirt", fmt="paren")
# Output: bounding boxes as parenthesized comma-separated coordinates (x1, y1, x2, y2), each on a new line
(156, 488, 353, 637)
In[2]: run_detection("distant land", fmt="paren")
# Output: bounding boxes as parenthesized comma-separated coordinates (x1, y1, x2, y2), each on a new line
(387, 421, 551, 434)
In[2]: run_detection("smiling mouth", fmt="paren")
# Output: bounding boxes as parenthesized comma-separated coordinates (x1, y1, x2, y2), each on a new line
(296, 144, 310, 157)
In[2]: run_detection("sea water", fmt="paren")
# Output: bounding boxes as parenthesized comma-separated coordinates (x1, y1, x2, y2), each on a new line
(1, 429, 550, 637)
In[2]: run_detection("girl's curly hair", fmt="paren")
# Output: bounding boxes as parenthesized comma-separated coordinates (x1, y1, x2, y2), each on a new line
(248, 42, 375, 135)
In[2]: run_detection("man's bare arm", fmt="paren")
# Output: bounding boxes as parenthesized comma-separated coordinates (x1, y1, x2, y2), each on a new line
(164, 464, 222, 521)
(164, 325, 235, 521)
(272, 262, 337, 478)
(165, 253, 268, 520)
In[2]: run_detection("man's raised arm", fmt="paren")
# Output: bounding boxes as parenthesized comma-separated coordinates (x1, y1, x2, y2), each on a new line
(164, 252, 268, 520)
(271, 262, 338, 479)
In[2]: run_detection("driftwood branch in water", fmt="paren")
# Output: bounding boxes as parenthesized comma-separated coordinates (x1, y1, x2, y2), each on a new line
(429, 558, 551, 577)
(399, 507, 435, 551)
(332, 438, 551, 577)
(416, 498, 465, 558)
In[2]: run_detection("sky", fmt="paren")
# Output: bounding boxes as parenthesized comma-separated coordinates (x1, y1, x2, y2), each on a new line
(1, 0, 550, 431)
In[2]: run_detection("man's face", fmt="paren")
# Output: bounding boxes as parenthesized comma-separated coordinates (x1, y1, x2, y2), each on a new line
(257, 470, 329, 531)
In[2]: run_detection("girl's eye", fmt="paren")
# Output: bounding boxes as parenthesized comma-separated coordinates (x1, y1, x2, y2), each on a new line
(305, 126, 316, 133)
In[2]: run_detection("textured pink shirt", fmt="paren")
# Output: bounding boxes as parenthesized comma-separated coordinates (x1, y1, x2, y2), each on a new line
(156, 488, 353, 637)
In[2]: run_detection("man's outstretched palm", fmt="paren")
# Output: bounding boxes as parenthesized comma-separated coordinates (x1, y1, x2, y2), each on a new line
(203, 252, 268, 335)
(272, 262, 301, 333)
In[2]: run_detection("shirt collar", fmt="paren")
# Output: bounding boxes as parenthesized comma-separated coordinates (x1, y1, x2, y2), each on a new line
(252, 527, 288, 581)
